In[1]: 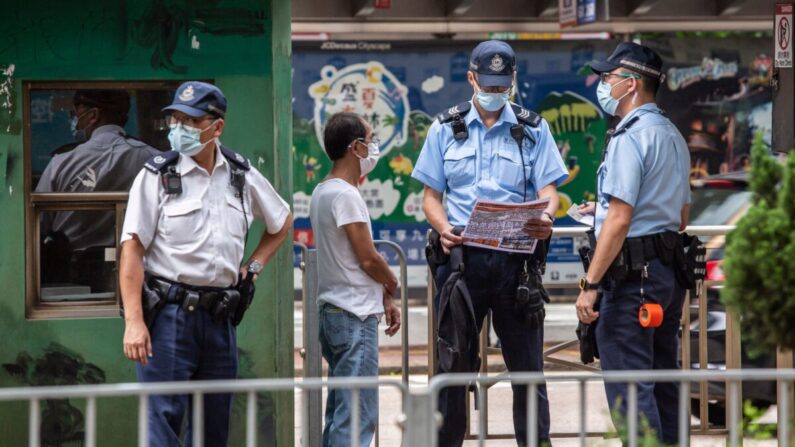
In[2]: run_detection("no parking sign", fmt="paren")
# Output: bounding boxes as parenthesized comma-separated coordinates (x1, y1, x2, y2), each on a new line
(775, 3, 793, 68)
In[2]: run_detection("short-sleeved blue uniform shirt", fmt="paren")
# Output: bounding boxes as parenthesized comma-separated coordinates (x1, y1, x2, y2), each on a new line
(412, 101, 569, 227)
(595, 103, 691, 238)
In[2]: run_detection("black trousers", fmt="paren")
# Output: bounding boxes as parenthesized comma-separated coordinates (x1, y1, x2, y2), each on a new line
(433, 246, 550, 447)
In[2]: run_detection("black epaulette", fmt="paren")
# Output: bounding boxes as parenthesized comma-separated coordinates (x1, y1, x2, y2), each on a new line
(144, 151, 180, 174)
(510, 102, 542, 127)
(220, 145, 251, 171)
(436, 101, 471, 124)
(613, 116, 640, 137)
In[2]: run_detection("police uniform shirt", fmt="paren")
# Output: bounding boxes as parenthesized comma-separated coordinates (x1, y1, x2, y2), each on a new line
(121, 146, 290, 288)
(412, 101, 569, 226)
(36, 124, 159, 250)
(595, 103, 691, 238)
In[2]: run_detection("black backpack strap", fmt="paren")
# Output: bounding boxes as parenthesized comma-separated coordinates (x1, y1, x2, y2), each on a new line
(220, 145, 251, 172)
(510, 102, 542, 128)
(143, 151, 180, 174)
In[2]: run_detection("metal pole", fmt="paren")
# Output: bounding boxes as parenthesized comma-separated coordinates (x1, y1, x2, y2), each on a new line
(85, 396, 97, 447)
(351, 388, 360, 447)
(477, 382, 486, 446)
(779, 381, 790, 447)
(297, 243, 322, 447)
(528, 383, 538, 447)
(138, 395, 148, 447)
(246, 390, 257, 447)
(679, 381, 690, 447)
(698, 279, 709, 431)
(374, 240, 410, 386)
(29, 398, 40, 447)
(403, 392, 434, 447)
(729, 381, 741, 447)
(193, 392, 204, 447)
(628, 382, 638, 447)
(427, 263, 437, 377)
(579, 380, 587, 446)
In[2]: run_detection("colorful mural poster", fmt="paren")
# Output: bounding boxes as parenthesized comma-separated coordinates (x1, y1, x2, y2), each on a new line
(291, 38, 773, 287)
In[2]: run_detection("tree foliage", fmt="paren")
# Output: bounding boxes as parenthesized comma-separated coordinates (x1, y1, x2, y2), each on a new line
(723, 132, 795, 354)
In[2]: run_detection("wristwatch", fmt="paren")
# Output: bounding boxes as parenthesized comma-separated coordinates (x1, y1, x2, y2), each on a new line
(579, 277, 599, 291)
(246, 259, 264, 275)
(543, 211, 555, 222)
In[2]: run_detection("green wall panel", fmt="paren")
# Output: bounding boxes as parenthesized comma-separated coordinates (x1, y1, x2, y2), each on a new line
(0, 1, 293, 445)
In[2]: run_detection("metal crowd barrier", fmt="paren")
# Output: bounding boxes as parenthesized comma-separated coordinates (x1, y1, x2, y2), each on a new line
(295, 240, 410, 447)
(403, 369, 795, 447)
(426, 224, 794, 439)
(0, 376, 406, 447)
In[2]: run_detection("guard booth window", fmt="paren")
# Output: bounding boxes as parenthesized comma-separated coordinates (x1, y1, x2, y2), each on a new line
(25, 81, 179, 319)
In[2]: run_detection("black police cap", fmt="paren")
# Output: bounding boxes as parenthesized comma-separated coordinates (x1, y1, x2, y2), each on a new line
(590, 42, 664, 80)
(73, 89, 131, 113)
(469, 40, 516, 88)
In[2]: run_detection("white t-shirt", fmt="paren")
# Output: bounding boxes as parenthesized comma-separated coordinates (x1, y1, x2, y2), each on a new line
(310, 178, 382, 319)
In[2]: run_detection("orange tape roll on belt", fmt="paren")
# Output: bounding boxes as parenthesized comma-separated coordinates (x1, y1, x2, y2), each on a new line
(638, 303, 663, 328)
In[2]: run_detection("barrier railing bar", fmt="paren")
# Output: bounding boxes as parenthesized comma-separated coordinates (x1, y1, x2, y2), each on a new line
(246, 390, 257, 447)
(29, 397, 39, 447)
(579, 379, 586, 447)
(138, 395, 148, 447)
(193, 391, 204, 447)
(679, 381, 690, 447)
(697, 267, 709, 432)
(351, 388, 360, 447)
(728, 380, 740, 447)
(85, 396, 97, 447)
(477, 382, 486, 446)
(528, 383, 538, 447)
(628, 382, 638, 447)
(780, 381, 790, 447)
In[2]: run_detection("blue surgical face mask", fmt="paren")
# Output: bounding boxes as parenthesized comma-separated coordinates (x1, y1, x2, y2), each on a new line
(70, 109, 93, 143)
(168, 120, 218, 156)
(596, 77, 632, 116)
(474, 83, 512, 112)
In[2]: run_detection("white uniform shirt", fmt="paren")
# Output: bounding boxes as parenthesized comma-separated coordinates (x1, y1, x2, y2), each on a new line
(121, 146, 290, 288)
(310, 178, 383, 319)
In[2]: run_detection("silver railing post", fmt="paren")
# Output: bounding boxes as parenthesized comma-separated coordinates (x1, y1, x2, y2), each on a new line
(246, 390, 257, 447)
(779, 380, 790, 447)
(296, 242, 323, 447)
(193, 392, 204, 447)
(351, 388, 360, 447)
(527, 382, 538, 447)
(679, 380, 690, 447)
(85, 396, 97, 447)
(579, 379, 587, 446)
(728, 380, 741, 447)
(29, 398, 40, 447)
(402, 391, 435, 447)
(138, 394, 148, 447)
(627, 382, 638, 447)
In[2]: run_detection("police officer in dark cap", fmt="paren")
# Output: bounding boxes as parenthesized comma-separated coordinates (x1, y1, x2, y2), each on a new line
(575, 42, 691, 443)
(120, 81, 292, 445)
(413, 40, 568, 446)
(37, 89, 158, 289)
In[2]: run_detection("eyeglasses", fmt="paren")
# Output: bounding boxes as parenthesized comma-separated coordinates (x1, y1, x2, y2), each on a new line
(350, 136, 381, 147)
(166, 114, 215, 129)
(599, 73, 641, 83)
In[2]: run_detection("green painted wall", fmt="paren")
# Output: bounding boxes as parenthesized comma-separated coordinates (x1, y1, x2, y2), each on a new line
(0, 1, 294, 445)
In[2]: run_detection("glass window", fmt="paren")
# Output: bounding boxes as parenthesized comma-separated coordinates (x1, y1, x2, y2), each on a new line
(25, 81, 181, 318)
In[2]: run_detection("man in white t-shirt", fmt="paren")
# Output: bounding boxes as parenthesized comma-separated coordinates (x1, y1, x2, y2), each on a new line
(310, 112, 401, 447)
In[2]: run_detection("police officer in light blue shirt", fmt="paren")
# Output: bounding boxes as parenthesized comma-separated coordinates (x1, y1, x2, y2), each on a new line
(412, 40, 568, 447)
(575, 42, 691, 444)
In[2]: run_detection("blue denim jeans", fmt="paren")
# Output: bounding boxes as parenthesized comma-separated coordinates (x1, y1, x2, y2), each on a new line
(137, 297, 238, 447)
(596, 258, 686, 444)
(319, 303, 379, 447)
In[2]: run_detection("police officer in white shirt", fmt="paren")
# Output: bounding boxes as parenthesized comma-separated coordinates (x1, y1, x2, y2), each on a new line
(119, 82, 292, 446)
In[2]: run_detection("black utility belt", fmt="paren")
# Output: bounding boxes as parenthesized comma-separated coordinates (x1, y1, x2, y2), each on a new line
(607, 231, 680, 277)
(147, 276, 239, 313)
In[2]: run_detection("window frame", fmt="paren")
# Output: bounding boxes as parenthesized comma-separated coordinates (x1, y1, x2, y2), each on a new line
(24, 81, 176, 319)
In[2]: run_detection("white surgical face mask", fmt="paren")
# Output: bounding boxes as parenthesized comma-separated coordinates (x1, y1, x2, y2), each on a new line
(474, 83, 512, 112)
(168, 120, 217, 156)
(353, 138, 380, 176)
(596, 76, 632, 116)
